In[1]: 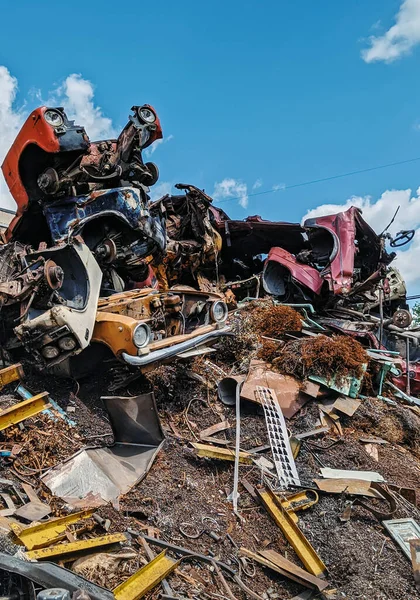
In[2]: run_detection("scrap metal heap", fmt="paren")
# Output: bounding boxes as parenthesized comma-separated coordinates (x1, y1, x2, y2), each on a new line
(0, 104, 419, 599)
(0, 106, 230, 376)
(0, 102, 418, 385)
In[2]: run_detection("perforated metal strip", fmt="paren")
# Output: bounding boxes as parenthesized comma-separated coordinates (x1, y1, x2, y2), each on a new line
(256, 385, 300, 489)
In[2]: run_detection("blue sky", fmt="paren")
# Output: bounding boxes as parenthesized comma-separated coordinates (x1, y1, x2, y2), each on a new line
(1, 0, 420, 289)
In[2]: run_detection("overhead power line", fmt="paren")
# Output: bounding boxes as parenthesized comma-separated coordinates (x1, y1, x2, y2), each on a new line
(217, 156, 420, 204)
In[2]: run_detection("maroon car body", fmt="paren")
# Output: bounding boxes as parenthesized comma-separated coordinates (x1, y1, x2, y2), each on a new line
(262, 206, 392, 303)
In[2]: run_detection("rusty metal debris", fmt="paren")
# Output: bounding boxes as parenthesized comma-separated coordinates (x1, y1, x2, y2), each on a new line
(0, 100, 417, 395)
(0, 100, 419, 600)
(131, 533, 265, 600)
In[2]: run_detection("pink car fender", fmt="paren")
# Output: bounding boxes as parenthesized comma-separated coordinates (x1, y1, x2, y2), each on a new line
(263, 247, 323, 296)
(304, 207, 360, 295)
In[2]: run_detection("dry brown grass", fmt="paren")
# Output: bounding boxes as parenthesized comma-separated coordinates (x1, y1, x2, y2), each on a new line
(274, 334, 368, 382)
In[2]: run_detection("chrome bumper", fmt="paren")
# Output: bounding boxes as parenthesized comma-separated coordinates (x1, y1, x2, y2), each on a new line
(122, 326, 230, 367)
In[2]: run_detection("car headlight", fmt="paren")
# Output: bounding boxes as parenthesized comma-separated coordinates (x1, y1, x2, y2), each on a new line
(210, 301, 228, 323)
(42, 345, 60, 359)
(58, 336, 77, 351)
(138, 106, 156, 124)
(133, 323, 151, 348)
(44, 109, 64, 128)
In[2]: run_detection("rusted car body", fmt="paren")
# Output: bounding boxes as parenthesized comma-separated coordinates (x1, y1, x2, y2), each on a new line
(156, 187, 409, 320)
(52, 286, 229, 377)
(0, 239, 101, 370)
(1, 104, 165, 292)
(0, 103, 416, 388)
(0, 108, 231, 375)
(262, 206, 397, 308)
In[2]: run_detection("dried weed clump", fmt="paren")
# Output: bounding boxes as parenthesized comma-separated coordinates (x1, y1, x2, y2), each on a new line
(250, 304, 303, 338)
(275, 335, 367, 382)
(257, 338, 284, 362)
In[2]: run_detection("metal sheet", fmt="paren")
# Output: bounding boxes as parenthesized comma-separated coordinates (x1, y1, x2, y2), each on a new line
(42, 393, 164, 508)
(241, 360, 310, 418)
(320, 468, 384, 483)
(309, 366, 366, 399)
(383, 519, 420, 560)
(13, 500, 51, 522)
(240, 547, 327, 591)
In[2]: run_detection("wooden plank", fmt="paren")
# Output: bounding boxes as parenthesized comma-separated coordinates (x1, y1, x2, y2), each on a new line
(259, 549, 328, 591)
(313, 478, 381, 497)
(199, 420, 231, 439)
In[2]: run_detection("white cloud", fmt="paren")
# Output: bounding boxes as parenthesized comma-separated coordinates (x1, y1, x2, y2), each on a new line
(362, 0, 420, 63)
(0, 67, 116, 210)
(213, 178, 248, 208)
(302, 187, 420, 286)
(272, 183, 285, 191)
(252, 178, 262, 190)
(148, 181, 172, 202)
(56, 74, 115, 140)
(0, 67, 25, 209)
(146, 134, 174, 156)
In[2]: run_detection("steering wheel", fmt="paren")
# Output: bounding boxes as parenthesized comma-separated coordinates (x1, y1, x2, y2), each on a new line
(390, 229, 415, 247)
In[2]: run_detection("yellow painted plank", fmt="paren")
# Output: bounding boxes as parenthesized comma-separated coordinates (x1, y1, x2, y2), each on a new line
(258, 488, 326, 576)
(0, 363, 24, 389)
(0, 392, 50, 431)
(25, 533, 126, 560)
(114, 550, 179, 600)
(191, 442, 253, 464)
(11, 509, 95, 550)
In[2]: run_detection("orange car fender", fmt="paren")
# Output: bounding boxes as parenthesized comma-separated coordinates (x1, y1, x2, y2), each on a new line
(92, 312, 139, 357)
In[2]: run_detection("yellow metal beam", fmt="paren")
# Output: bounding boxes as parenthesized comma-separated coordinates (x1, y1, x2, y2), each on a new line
(0, 392, 50, 431)
(114, 550, 179, 600)
(25, 533, 126, 560)
(11, 509, 95, 550)
(257, 488, 326, 577)
(279, 490, 319, 523)
(191, 442, 253, 464)
(0, 363, 24, 389)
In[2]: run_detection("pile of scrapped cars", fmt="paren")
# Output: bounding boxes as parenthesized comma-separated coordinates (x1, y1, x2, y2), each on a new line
(0, 104, 420, 599)
(0, 102, 418, 391)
